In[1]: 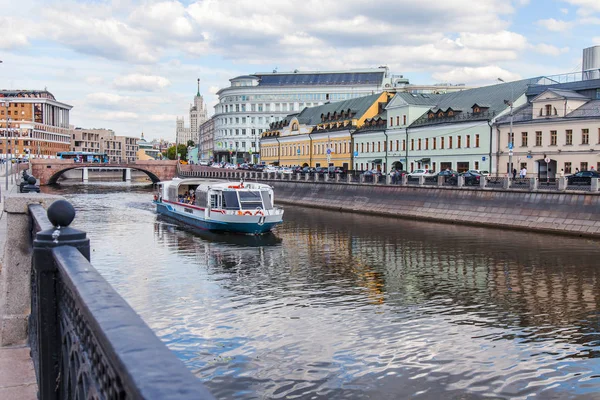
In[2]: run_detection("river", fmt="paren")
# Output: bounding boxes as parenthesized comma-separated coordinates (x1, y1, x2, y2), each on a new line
(43, 181, 600, 399)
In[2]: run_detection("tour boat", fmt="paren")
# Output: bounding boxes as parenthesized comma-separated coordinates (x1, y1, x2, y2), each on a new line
(153, 178, 284, 235)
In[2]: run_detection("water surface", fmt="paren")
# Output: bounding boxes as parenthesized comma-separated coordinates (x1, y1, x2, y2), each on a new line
(44, 182, 600, 399)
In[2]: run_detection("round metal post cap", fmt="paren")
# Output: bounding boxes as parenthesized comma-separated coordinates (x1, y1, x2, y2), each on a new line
(47, 200, 75, 227)
(27, 176, 36, 185)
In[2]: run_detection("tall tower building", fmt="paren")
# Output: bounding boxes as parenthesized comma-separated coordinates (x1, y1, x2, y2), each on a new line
(176, 79, 208, 147)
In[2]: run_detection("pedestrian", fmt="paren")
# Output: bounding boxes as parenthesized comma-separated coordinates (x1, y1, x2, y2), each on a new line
(520, 167, 527, 178)
(576, 168, 580, 173)
(591, 166, 595, 171)
(559, 169, 564, 178)
(512, 168, 517, 180)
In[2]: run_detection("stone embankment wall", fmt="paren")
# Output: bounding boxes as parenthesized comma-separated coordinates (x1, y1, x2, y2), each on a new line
(266, 181, 600, 238)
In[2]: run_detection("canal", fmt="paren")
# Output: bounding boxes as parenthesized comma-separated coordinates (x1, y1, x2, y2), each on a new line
(45, 182, 600, 399)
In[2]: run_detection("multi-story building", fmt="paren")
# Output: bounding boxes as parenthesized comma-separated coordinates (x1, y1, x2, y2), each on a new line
(214, 68, 408, 163)
(96, 129, 139, 163)
(176, 79, 208, 147)
(70, 128, 101, 153)
(0, 90, 72, 159)
(198, 118, 214, 162)
(137, 133, 161, 160)
(260, 92, 393, 169)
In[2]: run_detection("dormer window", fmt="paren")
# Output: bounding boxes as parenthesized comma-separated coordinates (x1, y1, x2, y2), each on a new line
(428, 113, 434, 119)
(448, 111, 454, 116)
(545, 104, 552, 116)
(291, 122, 298, 131)
(437, 111, 444, 118)
(473, 107, 480, 113)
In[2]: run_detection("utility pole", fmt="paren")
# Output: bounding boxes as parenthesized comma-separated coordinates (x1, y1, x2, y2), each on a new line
(498, 78, 514, 176)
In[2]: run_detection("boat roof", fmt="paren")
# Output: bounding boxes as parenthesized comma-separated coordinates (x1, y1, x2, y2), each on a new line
(161, 178, 272, 191)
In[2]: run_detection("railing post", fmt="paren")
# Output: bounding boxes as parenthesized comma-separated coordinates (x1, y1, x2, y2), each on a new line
(31, 200, 90, 400)
(418, 176, 425, 186)
(530, 177, 539, 191)
(437, 176, 444, 186)
(360, 174, 365, 184)
(313, 173, 318, 182)
(336, 174, 341, 183)
(558, 176, 567, 191)
(592, 178, 599, 192)
(401, 174, 408, 185)
(386, 174, 392, 185)
(324, 173, 329, 183)
(457, 175, 465, 188)
(479, 176, 486, 189)
(347, 174, 352, 183)
(503, 177, 511, 189)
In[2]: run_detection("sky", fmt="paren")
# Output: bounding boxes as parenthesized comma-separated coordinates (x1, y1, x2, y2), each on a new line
(1, 0, 599, 141)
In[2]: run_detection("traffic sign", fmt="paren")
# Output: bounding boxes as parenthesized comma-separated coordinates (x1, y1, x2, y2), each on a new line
(508, 142, 513, 150)
(354, 151, 358, 157)
(482, 156, 486, 161)
(508, 150, 513, 156)
(326, 149, 331, 155)
(297, 149, 301, 155)
(544, 157, 550, 164)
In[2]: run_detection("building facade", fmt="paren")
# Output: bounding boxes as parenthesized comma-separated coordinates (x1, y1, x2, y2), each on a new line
(260, 92, 393, 169)
(198, 118, 215, 162)
(215, 68, 407, 163)
(496, 85, 600, 177)
(93, 129, 139, 163)
(137, 133, 161, 160)
(71, 128, 101, 153)
(176, 79, 208, 147)
(0, 90, 72, 159)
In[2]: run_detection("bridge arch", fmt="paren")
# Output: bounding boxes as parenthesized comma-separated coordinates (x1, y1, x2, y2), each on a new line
(45, 166, 161, 185)
(31, 159, 178, 185)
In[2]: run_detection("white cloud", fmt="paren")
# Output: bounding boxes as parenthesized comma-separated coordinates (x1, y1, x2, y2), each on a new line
(458, 31, 528, 50)
(560, 8, 569, 14)
(97, 111, 140, 121)
(534, 44, 570, 56)
(537, 18, 572, 31)
(432, 66, 521, 84)
(85, 92, 127, 109)
(85, 76, 104, 85)
(594, 37, 600, 44)
(113, 74, 171, 91)
(208, 86, 220, 95)
(566, 0, 600, 14)
(149, 114, 178, 122)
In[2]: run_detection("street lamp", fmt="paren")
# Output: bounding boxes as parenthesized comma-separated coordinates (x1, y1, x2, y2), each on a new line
(498, 78, 514, 177)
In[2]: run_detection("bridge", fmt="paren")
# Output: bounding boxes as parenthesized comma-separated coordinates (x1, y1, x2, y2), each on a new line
(31, 159, 178, 185)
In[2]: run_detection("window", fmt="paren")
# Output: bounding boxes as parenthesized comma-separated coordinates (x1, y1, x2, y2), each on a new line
(466, 135, 470, 148)
(521, 132, 528, 147)
(418, 138, 422, 150)
(581, 162, 588, 171)
(565, 162, 572, 174)
(396, 116, 400, 126)
(448, 137, 453, 149)
(395, 140, 399, 151)
(441, 137, 445, 149)
(361, 143, 364, 153)
(582, 129, 589, 145)
(457, 136, 461, 148)
(566, 129, 572, 145)
(378, 142, 381, 152)
(425, 138, 429, 150)
(550, 130, 557, 146)
(475, 134, 480, 148)
(474, 161, 479, 170)
(535, 131, 542, 146)
(545, 104, 551, 116)
(433, 138, 437, 150)
(402, 140, 406, 151)
(508, 131, 514, 146)
(366, 143, 370, 152)
(403, 115, 407, 125)
(390, 117, 393, 126)
(411, 139, 414, 151)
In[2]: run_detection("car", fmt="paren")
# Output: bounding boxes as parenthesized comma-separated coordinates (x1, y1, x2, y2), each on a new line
(461, 171, 483, 185)
(253, 164, 266, 172)
(315, 167, 329, 175)
(408, 169, 435, 177)
(567, 170, 600, 185)
(302, 166, 316, 173)
(468, 169, 490, 177)
(279, 167, 294, 175)
(438, 169, 458, 183)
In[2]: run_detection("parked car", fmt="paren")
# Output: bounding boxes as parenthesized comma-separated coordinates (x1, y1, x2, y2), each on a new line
(302, 166, 316, 173)
(315, 167, 330, 175)
(408, 169, 435, 178)
(567, 170, 600, 185)
(279, 167, 294, 175)
(438, 169, 458, 183)
(461, 171, 483, 185)
(468, 169, 490, 176)
(253, 164, 266, 172)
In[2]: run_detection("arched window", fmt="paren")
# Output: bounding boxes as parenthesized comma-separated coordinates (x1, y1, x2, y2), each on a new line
(545, 104, 552, 116)
(291, 122, 298, 131)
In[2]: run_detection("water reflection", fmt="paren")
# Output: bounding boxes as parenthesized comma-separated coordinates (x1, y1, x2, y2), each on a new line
(45, 182, 600, 399)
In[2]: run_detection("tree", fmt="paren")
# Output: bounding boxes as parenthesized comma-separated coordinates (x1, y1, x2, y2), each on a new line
(187, 140, 195, 147)
(166, 144, 188, 161)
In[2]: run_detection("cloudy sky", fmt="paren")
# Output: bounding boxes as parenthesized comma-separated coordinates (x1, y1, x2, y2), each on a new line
(1, 0, 599, 141)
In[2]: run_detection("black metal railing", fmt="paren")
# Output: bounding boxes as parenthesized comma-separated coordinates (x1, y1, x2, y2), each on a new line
(29, 200, 215, 400)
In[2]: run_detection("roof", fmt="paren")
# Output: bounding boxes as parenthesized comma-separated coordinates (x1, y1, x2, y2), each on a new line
(0, 90, 56, 101)
(295, 92, 385, 125)
(230, 75, 259, 81)
(386, 92, 442, 108)
(526, 78, 600, 97)
(566, 100, 600, 118)
(410, 77, 543, 127)
(495, 99, 600, 124)
(532, 88, 590, 101)
(255, 71, 385, 86)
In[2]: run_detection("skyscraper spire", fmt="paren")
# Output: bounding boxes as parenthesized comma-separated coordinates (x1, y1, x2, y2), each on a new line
(197, 78, 200, 97)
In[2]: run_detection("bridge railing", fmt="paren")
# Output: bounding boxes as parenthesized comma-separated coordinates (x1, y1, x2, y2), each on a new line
(178, 167, 600, 194)
(29, 200, 214, 400)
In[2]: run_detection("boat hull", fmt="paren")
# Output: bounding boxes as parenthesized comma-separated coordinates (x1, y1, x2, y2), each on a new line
(155, 202, 281, 235)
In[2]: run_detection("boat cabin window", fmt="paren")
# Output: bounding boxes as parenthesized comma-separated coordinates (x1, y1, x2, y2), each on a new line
(210, 194, 221, 209)
(260, 190, 273, 210)
(195, 189, 207, 208)
(222, 191, 240, 210)
(238, 190, 264, 209)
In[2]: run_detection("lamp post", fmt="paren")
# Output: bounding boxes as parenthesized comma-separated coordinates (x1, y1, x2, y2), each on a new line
(498, 78, 514, 177)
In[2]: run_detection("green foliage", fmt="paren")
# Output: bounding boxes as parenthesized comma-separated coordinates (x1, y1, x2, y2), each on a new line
(187, 140, 195, 147)
(166, 144, 189, 160)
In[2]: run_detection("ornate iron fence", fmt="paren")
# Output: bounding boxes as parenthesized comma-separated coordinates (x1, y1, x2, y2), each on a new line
(29, 200, 215, 400)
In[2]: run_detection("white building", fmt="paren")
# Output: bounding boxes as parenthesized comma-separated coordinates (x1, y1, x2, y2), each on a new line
(212, 68, 408, 163)
(176, 79, 208, 147)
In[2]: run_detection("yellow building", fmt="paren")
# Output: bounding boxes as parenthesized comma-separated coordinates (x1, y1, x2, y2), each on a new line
(260, 92, 392, 169)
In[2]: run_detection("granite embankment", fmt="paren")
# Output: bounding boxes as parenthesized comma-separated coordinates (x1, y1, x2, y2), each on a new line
(263, 181, 600, 238)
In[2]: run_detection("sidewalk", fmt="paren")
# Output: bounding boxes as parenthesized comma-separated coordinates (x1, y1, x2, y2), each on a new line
(0, 180, 38, 400)
(0, 346, 37, 399)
